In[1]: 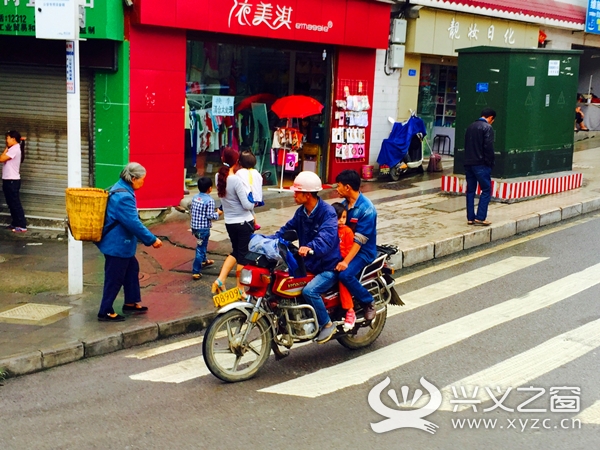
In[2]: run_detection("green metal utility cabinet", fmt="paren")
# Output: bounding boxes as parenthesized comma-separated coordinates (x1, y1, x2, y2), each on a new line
(453, 47, 581, 178)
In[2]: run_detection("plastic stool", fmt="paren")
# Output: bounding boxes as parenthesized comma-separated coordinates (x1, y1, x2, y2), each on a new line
(433, 134, 451, 155)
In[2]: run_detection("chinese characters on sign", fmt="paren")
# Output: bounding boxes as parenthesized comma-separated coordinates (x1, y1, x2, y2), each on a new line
(66, 41, 75, 94)
(212, 96, 234, 117)
(447, 18, 516, 46)
(586, 0, 600, 34)
(0, 0, 95, 35)
(228, 0, 333, 33)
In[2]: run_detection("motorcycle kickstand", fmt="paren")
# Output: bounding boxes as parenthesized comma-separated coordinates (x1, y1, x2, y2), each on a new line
(271, 341, 290, 360)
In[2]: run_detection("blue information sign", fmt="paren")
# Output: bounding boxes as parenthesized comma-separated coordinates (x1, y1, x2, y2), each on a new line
(586, 0, 600, 34)
(476, 82, 489, 93)
(408, 69, 417, 76)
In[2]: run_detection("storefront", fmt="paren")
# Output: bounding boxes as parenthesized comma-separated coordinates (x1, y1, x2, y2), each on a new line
(129, 0, 391, 208)
(0, 1, 124, 223)
(395, 0, 585, 155)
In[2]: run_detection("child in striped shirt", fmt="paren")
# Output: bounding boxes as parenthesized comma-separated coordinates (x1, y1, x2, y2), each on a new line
(190, 177, 222, 280)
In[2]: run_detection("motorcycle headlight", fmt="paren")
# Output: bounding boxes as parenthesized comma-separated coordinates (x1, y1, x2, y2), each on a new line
(239, 268, 253, 286)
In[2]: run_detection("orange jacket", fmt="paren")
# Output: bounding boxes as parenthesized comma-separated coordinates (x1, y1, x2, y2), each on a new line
(338, 224, 354, 259)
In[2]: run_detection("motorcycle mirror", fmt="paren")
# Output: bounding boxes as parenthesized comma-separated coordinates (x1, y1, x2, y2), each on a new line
(282, 230, 298, 242)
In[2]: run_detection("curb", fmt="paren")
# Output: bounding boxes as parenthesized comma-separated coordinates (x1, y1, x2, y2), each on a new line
(0, 312, 216, 379)
(400, 197, 600, 267)
(2, 196, 600, 380)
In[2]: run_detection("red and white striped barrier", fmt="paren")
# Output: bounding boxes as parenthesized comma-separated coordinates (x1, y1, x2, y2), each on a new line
(441, 173, 583, 201)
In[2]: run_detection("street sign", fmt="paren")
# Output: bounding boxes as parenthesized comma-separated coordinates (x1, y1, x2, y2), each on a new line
(66, 41, 76, 94)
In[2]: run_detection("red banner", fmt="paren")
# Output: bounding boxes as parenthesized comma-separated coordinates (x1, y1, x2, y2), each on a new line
(134, 0, 390, 49)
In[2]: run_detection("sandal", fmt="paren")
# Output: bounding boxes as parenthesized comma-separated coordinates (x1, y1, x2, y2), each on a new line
(473, 220, 492, 226)
(467, 221, 474, 225)
(211, 278, 226, 294)
(192, 273, 202, 280)
(202, 260, 215, 267)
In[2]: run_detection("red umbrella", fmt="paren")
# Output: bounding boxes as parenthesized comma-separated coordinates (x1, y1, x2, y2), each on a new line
(235, 93, 277, 113)
(271, 95, 324, 119)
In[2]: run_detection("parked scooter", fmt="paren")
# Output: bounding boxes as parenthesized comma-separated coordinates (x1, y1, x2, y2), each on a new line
(202, 231, 404, 383)
(378, 114, 427, 181)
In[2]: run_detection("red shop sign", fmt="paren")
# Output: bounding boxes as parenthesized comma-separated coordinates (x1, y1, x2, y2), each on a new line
(133, 0, 390, 49)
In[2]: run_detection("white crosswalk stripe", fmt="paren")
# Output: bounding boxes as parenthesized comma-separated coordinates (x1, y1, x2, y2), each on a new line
(576, 400, 600, 424)
(128, 256, 545, 384)
(258, 263, 600, 397)
(437, 318, 600, 411)
(388, 256, 546, 318)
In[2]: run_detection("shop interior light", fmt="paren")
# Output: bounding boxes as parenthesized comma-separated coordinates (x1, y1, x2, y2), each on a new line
(322, 49, 327, 61)
(123, 0, 133, 6)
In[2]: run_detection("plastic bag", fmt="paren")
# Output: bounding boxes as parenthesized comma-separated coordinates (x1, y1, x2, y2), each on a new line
(249, 234, 283, 263)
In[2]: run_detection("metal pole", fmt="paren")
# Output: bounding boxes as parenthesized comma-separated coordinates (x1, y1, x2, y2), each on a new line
(67, 10, 83, 294)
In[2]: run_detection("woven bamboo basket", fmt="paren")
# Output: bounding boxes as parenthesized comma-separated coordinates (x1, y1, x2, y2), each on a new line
(65, 188, 109, 242)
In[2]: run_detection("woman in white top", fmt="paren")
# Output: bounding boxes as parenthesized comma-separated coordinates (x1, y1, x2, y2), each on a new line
(212, 147, 255, 296)
(1, 130, 27, 232)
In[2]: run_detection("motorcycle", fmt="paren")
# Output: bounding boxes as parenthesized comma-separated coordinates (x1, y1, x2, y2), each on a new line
(378, 114, 427, 181)
(202, 231, 404, 383)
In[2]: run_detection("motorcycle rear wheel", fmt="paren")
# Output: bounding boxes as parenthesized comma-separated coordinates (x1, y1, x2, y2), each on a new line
(203, 309, 273, 383)
(337, 306, 387, 350)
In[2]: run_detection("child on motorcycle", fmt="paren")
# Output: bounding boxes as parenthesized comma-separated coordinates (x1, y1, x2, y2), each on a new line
(332, 202, 356, 331)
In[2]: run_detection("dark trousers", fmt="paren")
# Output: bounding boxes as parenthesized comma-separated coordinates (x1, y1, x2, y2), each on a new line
(225, 221, 254, 265)
(465, 165, 492, 222)
(98, 255, 141, 316)
(2, 179, 26, 228)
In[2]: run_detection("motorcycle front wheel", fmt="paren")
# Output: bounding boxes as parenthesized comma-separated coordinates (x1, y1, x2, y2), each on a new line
(337, 305, 387, 350)
(202, 309, 273, 383)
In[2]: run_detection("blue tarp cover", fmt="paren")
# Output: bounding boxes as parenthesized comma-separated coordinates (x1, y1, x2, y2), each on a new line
(377, 116, 427, 168)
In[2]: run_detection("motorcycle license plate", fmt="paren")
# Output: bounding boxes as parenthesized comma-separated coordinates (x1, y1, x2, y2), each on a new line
(213, 287, 242, 308)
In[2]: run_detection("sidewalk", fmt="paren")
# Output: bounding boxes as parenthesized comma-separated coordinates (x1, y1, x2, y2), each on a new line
(2, 138, 600, 378)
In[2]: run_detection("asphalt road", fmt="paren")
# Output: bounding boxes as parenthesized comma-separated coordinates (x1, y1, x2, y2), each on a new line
(2, 213, 600, 450)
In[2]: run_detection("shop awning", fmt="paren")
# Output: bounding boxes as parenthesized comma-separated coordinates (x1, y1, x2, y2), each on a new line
(405, 0, 586, 30)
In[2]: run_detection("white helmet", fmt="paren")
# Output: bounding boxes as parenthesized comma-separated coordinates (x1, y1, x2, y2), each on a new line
(290, 171, 323, 192)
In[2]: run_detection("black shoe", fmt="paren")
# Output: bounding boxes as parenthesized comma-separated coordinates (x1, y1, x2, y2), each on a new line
(98, 313, 125, 322)
(122, 304, 149, 313)
(362, 303, 376, 321)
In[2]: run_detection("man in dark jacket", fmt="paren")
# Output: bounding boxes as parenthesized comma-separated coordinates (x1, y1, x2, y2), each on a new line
(274, 171, 341, 344)
(464, 108, 496, 226)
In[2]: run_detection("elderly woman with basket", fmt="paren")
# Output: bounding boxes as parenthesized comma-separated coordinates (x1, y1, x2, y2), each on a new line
(212, 147, 256, 297)
(96, 163, 162, 322)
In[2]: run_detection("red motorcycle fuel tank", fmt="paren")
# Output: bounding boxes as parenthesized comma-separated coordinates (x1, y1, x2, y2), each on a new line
(272, 271, 315, 298)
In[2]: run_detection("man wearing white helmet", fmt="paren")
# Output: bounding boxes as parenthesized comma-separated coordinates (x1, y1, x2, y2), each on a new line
(273, 171, 341, 344)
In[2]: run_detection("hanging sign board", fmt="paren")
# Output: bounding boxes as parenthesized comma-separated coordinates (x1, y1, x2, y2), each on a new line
(66, 41, 76, 94)
(212, 96, 235, 116)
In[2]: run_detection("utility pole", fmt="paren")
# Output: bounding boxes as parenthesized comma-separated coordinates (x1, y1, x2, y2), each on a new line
(36, 0, 84, 295)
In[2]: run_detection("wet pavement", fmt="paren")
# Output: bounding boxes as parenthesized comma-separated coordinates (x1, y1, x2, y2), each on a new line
(2, 137, 600, 378)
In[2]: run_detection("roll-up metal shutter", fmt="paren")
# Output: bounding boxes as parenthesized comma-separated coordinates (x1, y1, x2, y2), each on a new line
(0, 65, 93, 220)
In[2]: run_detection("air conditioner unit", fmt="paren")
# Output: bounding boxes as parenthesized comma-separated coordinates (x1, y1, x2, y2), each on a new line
(388, 44, 405, 69)
(390, 18, 407, 44)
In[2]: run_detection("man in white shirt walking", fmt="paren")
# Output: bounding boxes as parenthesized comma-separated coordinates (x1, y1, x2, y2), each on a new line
(1, 130, 27, 232)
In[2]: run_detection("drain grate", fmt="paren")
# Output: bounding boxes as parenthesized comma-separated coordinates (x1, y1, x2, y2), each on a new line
(0, 303, 71, 325)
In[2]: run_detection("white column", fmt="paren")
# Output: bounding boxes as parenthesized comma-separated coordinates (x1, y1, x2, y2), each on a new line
(67, 36, 83, 295)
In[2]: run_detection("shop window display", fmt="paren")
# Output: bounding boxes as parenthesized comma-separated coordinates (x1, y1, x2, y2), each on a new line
(184, 39, 329, 186)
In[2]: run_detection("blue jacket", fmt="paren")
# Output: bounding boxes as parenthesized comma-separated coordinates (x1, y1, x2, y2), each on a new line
(96, 179, 157, 258)
(343, 193, 378, 263)
(275, 198, 341, 273)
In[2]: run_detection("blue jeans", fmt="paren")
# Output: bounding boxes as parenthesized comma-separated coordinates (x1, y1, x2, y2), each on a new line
(192, 228, 211, 274)
(302, 271, 338, 328)
(99, 255, 141, 316)
(465, 165, 492, 222)
(338, 253, 374, 305)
